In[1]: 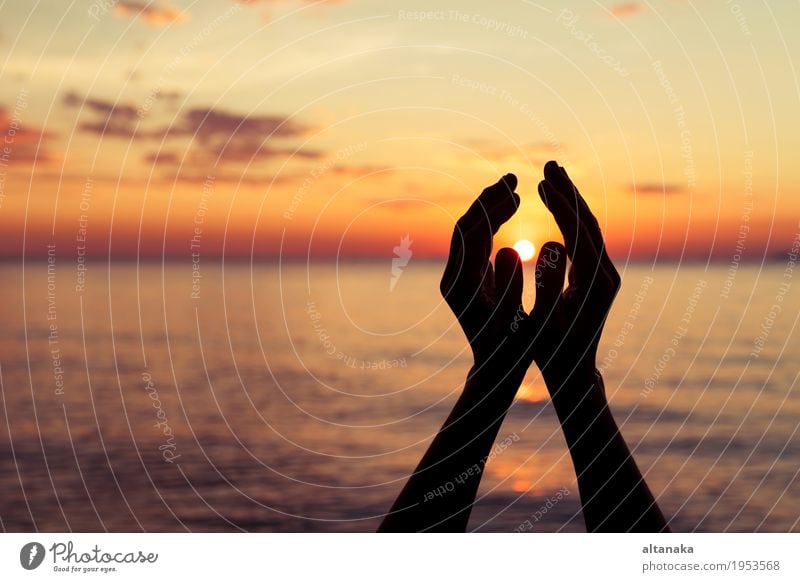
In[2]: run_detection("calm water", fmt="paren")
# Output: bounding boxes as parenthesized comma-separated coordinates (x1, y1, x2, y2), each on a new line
(0, 260, 798, 532)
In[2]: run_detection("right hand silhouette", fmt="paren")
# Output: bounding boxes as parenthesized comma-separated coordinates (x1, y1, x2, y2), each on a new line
(531, 161, 621, 401)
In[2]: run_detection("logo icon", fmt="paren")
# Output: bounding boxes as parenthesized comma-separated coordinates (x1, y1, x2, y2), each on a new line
(390, 235, 413, 291)
(20, 542, 46, 570)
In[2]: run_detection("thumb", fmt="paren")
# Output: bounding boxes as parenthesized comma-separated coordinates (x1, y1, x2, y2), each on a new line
(464, 173, 520, 234)
(494, 247, 523, 321)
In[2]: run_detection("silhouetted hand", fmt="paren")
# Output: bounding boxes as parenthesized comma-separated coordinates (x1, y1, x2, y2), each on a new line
(530, 161, 667, 532)
(439, 172, 568, 394)
(531, 161, 621, 400)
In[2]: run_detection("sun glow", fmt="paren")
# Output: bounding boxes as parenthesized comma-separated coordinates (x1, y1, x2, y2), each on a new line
(515, 382, 550, 403)
(513, 239, 536, 262)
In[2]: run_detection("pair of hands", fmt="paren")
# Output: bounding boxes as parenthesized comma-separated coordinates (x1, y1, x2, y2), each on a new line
(381, 161, 669, 532)
(441, 161, 620, 404)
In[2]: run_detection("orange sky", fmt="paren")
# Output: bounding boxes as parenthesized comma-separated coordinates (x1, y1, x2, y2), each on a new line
(1, 1, 798, 261)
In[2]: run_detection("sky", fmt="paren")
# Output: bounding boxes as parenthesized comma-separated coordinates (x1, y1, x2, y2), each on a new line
(0, 0, 798, 261)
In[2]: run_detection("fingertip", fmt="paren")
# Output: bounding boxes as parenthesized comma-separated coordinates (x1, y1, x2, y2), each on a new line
(533, 240, 567, 312)
(479, 175, 521, 227)
(497, 247, 519, 260)
(496, 246, 521, 266)
(540, 240, 566, 253)
(535, 241, 566, 274)
(496, 247, 523, 287)
(495, 246, 524, 312)
(544, 161, 573, 190)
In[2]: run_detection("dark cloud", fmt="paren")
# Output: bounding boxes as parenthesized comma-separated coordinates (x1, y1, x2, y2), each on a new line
(144, 150, 182, 165)
(65, 92, 308, 139)
(146, 143, 321, 168)
(166, 107, 307, 143)
(114, 1, 187, 27)
(0, 106, 57, 166)
(63, 91, 141, 138)
(64, 91, 317, 172)
(629, 182, 686, 195)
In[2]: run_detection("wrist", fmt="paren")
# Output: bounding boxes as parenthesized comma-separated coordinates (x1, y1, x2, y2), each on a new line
(462, 359, 525, 406)
(544, 365, 607, 412)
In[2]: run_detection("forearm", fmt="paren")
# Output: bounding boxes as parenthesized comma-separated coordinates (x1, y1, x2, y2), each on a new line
(378, 367, 519, 532)
(547, 369, 670, 532)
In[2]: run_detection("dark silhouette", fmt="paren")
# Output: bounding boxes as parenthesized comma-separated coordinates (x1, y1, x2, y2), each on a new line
(379, 161, 669, 532)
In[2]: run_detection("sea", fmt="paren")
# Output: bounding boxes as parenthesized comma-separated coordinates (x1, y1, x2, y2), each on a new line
(1, 260, 798, 532)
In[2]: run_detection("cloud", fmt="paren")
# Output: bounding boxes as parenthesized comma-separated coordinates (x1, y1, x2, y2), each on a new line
(628, 182, 686, 195)
(144, 150, 182, 165)
(145, 108, 321, 166)
(65, 91, 309, 140)
(65, 91, 317, 167)
(608, 2, 644, 18)
(236, 0, 345, 5)
(63, 91, 141, 138)
(146, 142, 320, 167)
(114, 1, 188, 27)
(0, 106, 56, 166)
(166, 107, 307, 144)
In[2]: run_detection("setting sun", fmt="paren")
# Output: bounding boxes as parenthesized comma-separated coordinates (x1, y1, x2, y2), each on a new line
(513, 239, 536, 262)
